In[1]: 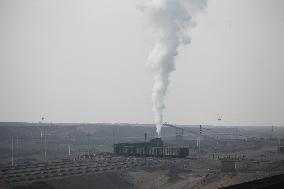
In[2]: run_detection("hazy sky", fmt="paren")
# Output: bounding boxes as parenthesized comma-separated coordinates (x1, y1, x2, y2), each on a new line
(0, 0, 284, 126)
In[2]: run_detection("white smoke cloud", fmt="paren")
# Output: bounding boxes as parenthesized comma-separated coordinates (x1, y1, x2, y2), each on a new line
(138, 0, 207, 137)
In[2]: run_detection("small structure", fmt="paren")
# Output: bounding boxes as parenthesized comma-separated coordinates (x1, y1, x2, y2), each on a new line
(278, 146, 284, 153)
(220, 157, 239, 172)
(221, 160, 237, 172)
(278, 138, 284, 153)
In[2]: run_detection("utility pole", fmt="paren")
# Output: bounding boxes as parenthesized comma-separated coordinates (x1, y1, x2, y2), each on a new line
(196, 135, 199, 149)
(199, 125, 202, 153)
(113, 128, 115, 145)
(40, 116, 45, 161)
(68, 144, 71, 156)
(144, 133, 147, 141)
(11, 137, 14, 166)
(271, 126, 274, 139)
(16, 136, 19, 158)
(68, 134, 71, 156)
(196, 125, 201, 152)
(278, 137, 280, 152)
(87, 133, 90, 156)
(44, 134, 47, 160)
(217, 118, 222, 148)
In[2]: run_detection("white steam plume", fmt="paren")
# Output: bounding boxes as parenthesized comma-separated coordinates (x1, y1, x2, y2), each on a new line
(139, 0, 207, 137)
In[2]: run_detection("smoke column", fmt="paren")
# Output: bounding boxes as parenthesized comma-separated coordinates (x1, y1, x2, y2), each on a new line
(139, 0, 207, 137)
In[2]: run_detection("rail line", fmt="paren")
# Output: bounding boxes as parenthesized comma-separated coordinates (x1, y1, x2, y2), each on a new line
(0, 156, 145, 185)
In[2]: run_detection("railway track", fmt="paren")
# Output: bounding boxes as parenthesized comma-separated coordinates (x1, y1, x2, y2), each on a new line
(0, 157, 144, 185)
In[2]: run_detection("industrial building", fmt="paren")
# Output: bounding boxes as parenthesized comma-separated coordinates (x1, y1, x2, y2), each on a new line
(113, 138, 189, 158)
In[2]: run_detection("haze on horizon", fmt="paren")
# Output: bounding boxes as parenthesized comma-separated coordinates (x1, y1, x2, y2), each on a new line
(0, 0, 284, 127)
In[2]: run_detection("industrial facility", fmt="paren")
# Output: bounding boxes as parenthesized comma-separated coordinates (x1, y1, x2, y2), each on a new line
(1, 123, 284, 189)
(114, 138, 189, 158)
